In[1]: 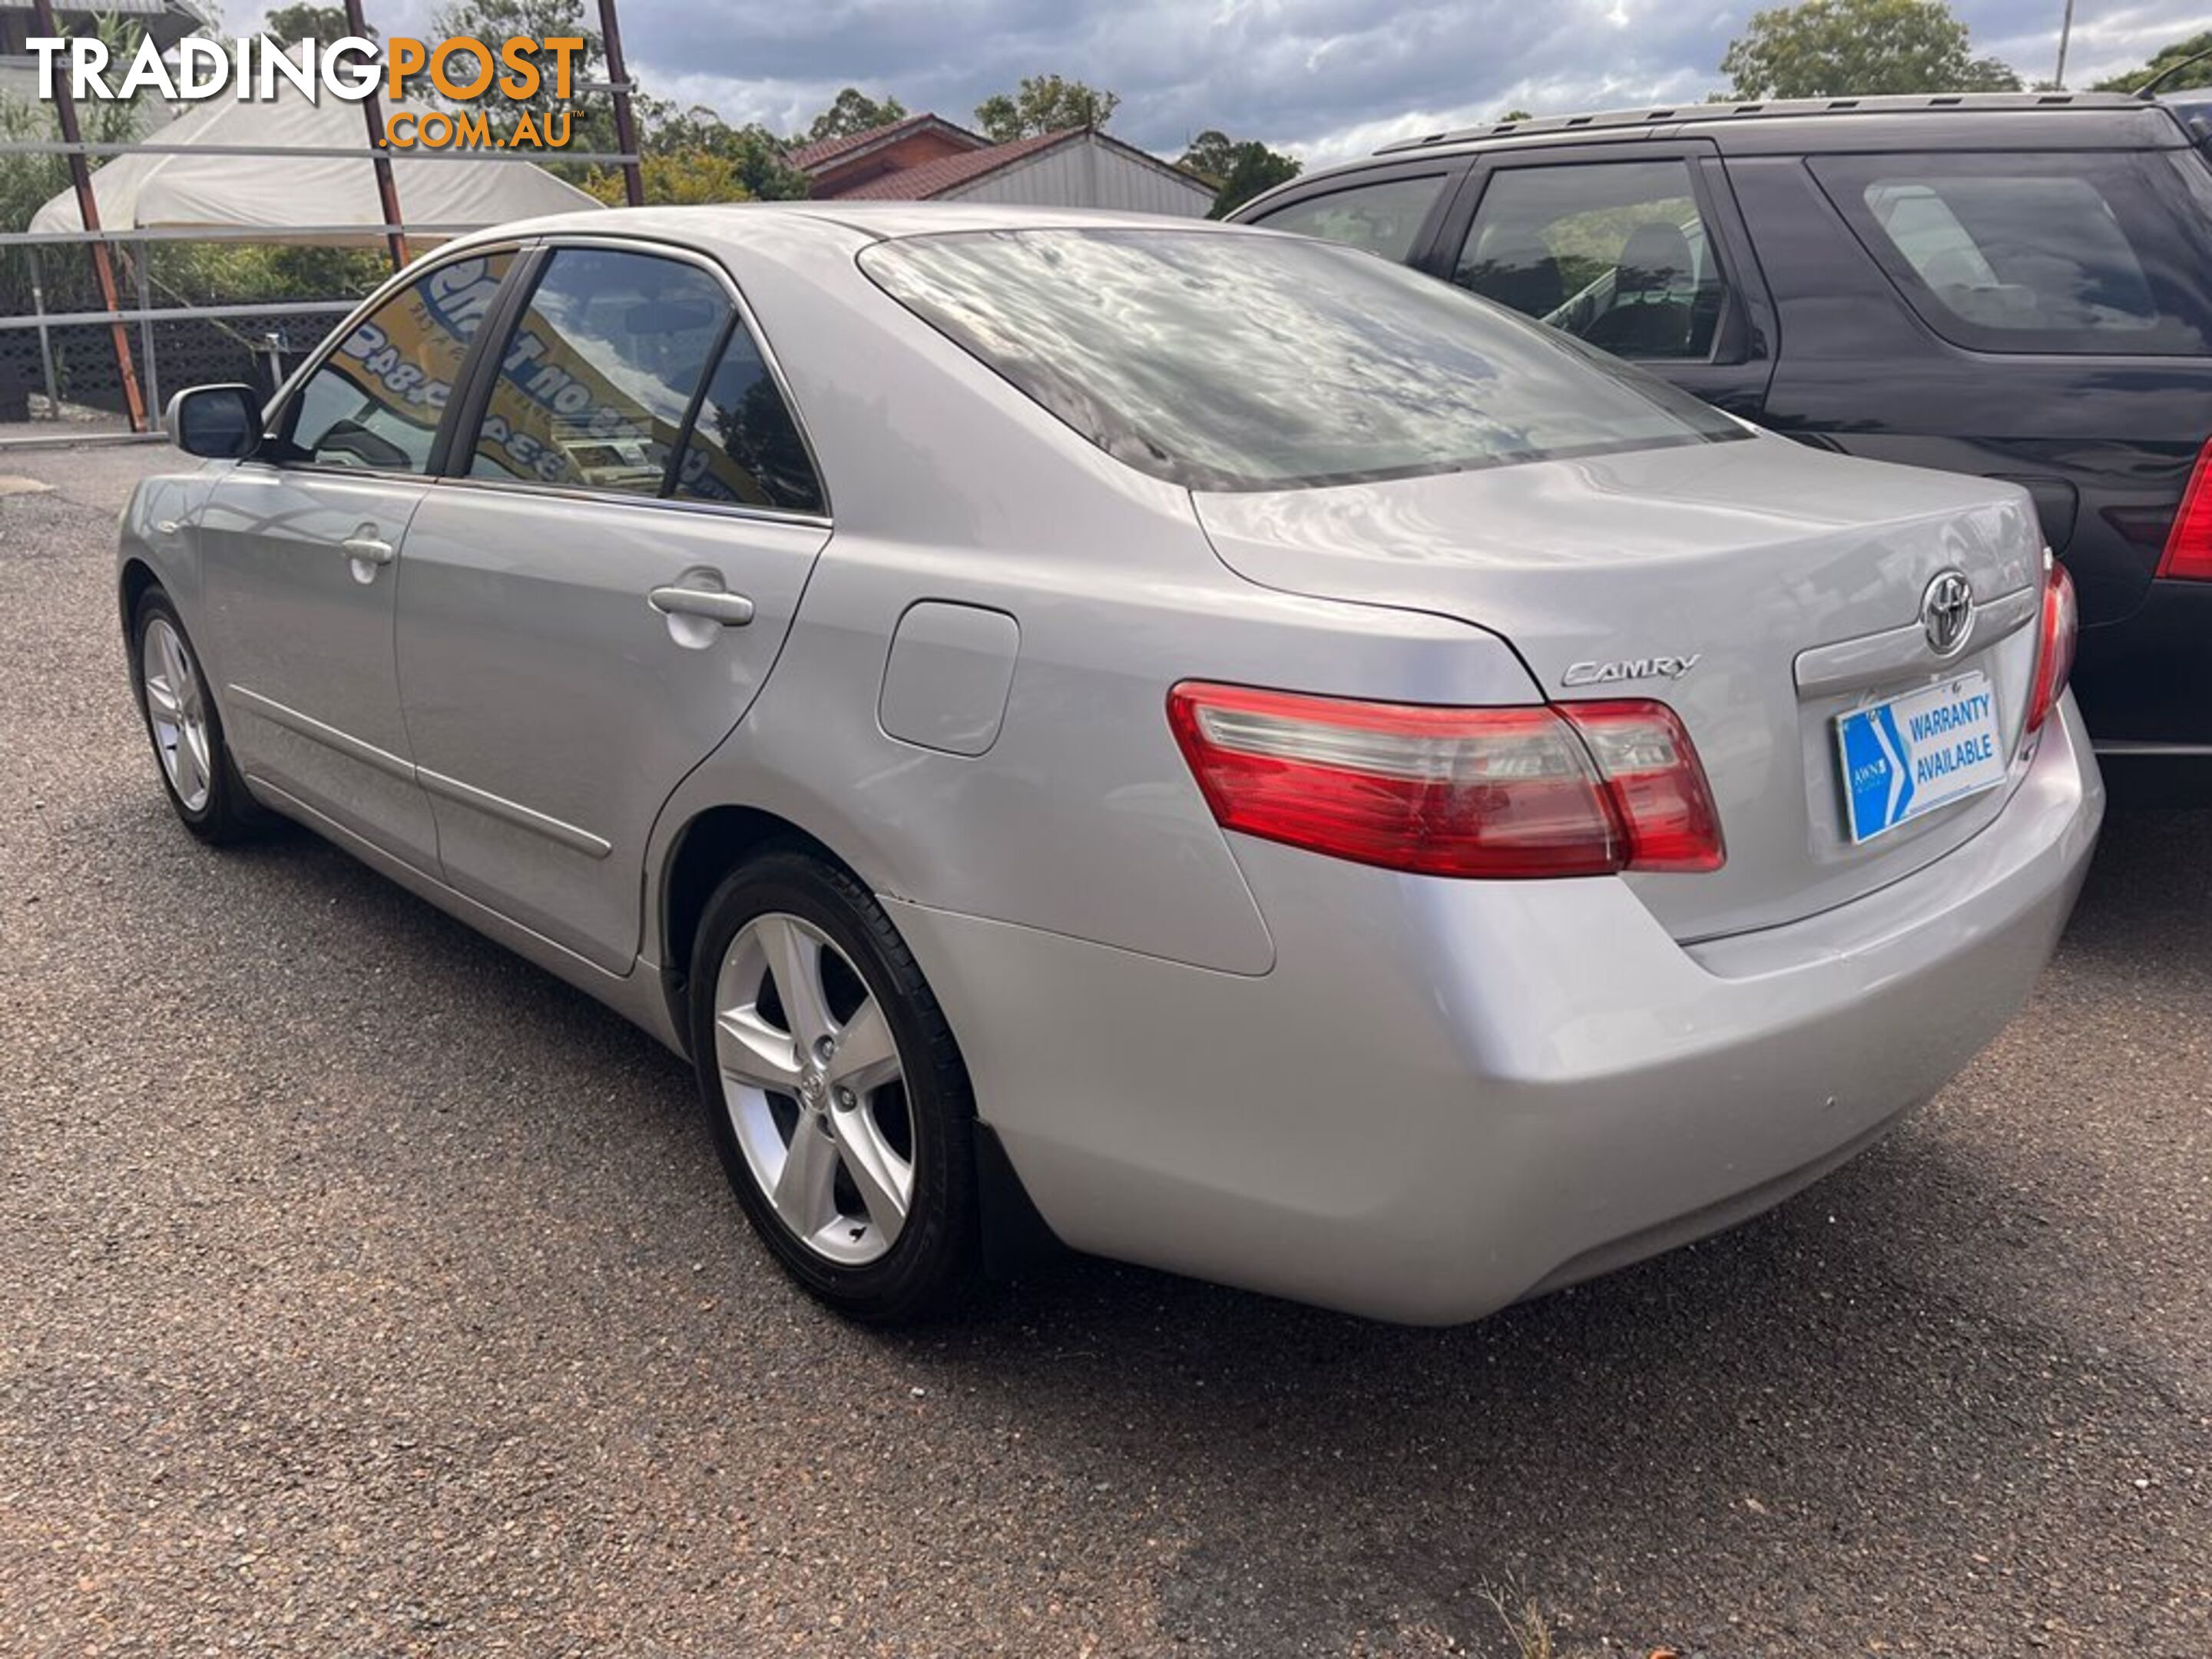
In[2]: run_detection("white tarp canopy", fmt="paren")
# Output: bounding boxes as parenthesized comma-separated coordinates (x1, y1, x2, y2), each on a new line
(31, 84, 602, 241)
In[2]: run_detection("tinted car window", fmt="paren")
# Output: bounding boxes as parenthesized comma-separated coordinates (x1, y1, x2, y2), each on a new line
(470, 248, 730, 493)
(1453, 160, 1727, 360)
(1252, 175, 1448, 260)
(1813, 152, 2212, 355)
(283, 251, 512, 472)
(861, 228, 1746, 492)
(669, 326, 824, 514)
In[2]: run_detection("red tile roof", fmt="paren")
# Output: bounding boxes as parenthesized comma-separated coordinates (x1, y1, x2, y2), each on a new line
(787, 112, 985, 174)
(812, 127, 1080, 200)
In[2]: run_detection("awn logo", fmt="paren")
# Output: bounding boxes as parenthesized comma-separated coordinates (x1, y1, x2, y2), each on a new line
(23, 33, 586, 151)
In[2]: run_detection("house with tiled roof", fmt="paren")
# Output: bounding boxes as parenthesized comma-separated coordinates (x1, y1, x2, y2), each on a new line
(794, 114, 1213, 217)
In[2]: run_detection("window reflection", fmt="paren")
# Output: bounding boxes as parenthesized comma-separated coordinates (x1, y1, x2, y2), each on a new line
(864, 229, 1744, 492)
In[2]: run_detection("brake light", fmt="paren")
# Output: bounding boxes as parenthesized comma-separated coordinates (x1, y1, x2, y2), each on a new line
(1166, 683, 1724, 879)
(2157, 439, 2212, 580)
(2025, 560, 2078, 735)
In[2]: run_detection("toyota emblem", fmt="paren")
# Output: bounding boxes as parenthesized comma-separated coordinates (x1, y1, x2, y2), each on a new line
(1921, 569, 1974, 657)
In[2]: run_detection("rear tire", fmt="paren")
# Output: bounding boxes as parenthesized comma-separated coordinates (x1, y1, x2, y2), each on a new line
(688, 849, 981, 1323)
(129, 588, 268, 846)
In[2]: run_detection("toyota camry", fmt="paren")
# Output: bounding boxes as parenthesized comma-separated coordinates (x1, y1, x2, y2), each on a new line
(118, 204, 2103, 1324)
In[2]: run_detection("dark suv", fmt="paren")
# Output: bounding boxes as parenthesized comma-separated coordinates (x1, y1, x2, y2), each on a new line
(1233, 92, 2212, 794)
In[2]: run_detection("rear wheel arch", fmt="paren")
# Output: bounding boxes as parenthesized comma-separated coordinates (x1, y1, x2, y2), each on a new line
(657, 805, 860, 1048)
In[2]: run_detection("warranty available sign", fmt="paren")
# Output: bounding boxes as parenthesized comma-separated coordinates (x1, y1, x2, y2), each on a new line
(24, 33, 587, 149)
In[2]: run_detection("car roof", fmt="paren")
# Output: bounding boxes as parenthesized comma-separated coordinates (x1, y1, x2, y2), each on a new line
(442, 200, 1246, 266)
(1364, 90, 2190, 163)
(1231, 91, 2201, 221)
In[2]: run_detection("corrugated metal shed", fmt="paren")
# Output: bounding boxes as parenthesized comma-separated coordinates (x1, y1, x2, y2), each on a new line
(941, 131, 1212, 217)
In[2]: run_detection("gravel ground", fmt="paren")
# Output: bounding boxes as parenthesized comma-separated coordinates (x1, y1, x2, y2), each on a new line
(2, 443, 2207, 1657)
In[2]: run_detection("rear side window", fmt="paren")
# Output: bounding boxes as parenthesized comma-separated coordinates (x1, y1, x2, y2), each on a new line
(861, 228, 1747, 493)
(1813, 152, 2212, 355)
(469, 248, 730, 493)
(1251, 175, 1448, 261)
(668, 327, 824, 515)
(1452, 160, 1730, 361)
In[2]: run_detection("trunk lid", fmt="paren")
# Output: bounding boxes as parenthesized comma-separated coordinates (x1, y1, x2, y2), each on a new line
(1194, 435, 2048, 941)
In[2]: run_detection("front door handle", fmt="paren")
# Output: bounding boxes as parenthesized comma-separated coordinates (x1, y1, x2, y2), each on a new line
(341, 534, 395, 566)
(648, 586, 755, 628)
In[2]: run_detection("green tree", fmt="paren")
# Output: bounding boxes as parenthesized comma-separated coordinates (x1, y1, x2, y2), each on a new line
(584, 151, 752, 206)
(260, 4, 365, 43)
(1499, 108, 1533, 121)
(1179, 128, 1239, 186)
(1, 16, 156, 321)
(974, 74, 1119, 142)
(801, 87, 907, 144)
(1207, 141, 1300, 217)
(2092, 30, 2212, 94)
(428, 0, 611, 171)
(1720, 0, 2020, 98)
(636, 100, 806, 198)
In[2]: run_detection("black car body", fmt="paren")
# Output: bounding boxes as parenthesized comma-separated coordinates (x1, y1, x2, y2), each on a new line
(1233, 93, 2212, 793)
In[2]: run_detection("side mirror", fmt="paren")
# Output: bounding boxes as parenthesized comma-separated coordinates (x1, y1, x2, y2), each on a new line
(167, 384, 262, 460)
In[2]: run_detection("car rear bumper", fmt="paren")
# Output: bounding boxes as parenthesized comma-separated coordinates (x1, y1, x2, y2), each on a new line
(2077, 577, 2212, 748)
(888, 697, 2104, 1324)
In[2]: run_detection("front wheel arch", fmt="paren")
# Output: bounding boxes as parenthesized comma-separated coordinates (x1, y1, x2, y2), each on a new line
(119, 557, 161, 644)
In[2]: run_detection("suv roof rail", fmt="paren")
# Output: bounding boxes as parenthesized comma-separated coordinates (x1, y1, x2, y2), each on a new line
(1373, 90, 2151, 156)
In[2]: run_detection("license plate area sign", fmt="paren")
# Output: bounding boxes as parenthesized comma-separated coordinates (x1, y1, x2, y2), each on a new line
(1835, 671, 2005, 844)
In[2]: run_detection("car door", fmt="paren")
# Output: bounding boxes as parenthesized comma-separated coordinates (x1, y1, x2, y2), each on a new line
(395, 240, 831, 974)
(197, 247, 518, 869)
(1429, 142, 1780, 419)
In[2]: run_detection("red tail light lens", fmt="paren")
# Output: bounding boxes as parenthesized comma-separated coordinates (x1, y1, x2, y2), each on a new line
(1565, 700, 1729, 873)
(2158, 439, 2212, 581)
(2026, 560, 2079, 735)
(1166, 684, 1724, 879)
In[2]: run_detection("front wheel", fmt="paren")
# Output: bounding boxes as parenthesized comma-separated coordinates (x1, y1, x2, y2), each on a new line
(688, 849, 981, 1323)
(130, 588, 267, 845)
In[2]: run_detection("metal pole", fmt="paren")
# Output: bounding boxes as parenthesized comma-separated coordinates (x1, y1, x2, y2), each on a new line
(596, 0, 646, 207)
(2055, 0, 2077, 88)
(343, 0, 410, 271)
(32, 0, 147, 432)
(134, 240, 160, 428)
(25, 247, 61, 419)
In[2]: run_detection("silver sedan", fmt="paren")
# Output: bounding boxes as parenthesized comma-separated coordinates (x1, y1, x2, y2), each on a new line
(120, 204, 2102, 1324)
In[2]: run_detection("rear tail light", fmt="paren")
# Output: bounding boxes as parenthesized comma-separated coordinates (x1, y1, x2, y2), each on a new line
(2025, 558, 2079, 735)
(1166, 683, 1724, 879)
(2158, 438, 2212, 581)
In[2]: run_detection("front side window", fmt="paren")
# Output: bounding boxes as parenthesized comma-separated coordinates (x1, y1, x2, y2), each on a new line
(469, 248, 731, 494)
(1452, 160, 1728, 361)
(283, 251, 512, 472)
(1813, 152, 2212, 355)
(1252, 175, 1449, 261)
(861, 228, 1746, 493)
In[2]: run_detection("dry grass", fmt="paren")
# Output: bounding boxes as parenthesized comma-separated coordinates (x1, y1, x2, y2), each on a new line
(1479, 1579, 1557, 1659)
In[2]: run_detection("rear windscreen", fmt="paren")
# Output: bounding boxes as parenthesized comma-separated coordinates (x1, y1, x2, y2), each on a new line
(1813, 150, 2212, 355)
(859, 228, 1748, 492)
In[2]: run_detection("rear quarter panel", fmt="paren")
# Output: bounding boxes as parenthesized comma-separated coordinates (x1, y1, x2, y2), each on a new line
(640, 237, 1543, 976)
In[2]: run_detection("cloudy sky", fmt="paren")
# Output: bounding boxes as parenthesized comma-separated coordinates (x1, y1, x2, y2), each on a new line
(225, 0, 2212, 165)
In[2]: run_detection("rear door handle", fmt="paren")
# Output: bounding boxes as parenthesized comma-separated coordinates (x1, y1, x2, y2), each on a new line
(341, 535, 395, 566)
(648, 586, 755, 627)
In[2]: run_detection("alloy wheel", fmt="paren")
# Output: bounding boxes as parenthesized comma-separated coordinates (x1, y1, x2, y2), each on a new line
(713, 912, 916, 1267)
(141, 616, 213, 813)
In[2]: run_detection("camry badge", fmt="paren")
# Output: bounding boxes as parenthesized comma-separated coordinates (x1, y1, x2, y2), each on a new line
(1561, 654, 1702, 688)
(1921, 569, 1975, 657)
